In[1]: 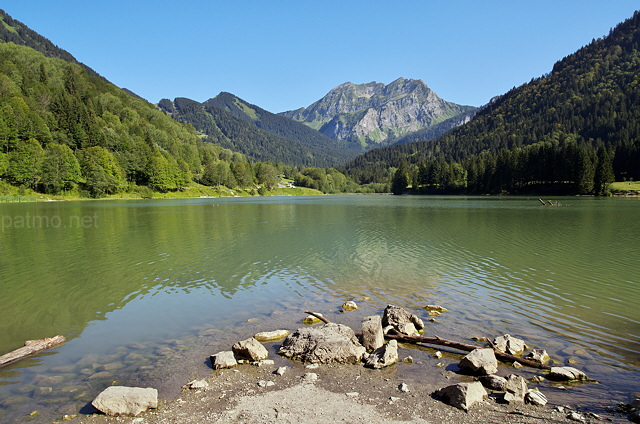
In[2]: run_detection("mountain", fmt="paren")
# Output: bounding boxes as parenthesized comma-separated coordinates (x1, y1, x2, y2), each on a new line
(346, 11, 640, 195)
(158, 94, 360, 167)
(0, 9, 101, 79)
(281, 77, 477, 148)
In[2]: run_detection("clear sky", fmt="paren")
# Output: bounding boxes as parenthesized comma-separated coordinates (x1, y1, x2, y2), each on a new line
(3, 1, 638, 113)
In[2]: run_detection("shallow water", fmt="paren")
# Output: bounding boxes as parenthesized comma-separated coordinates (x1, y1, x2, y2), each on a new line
(0, 195, 638, 421)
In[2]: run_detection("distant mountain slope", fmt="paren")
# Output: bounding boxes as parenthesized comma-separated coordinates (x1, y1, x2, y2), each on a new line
(281, 77, 476, 148)
(346, 11, 640, 194)
(0, 8, 101, 79)
(159, 94, 360, 167)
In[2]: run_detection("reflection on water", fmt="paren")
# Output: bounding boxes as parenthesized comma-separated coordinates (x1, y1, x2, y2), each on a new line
(0, 195, 638, 421)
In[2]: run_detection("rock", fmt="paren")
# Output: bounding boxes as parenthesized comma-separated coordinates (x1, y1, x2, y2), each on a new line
(382, 305, 424, 335)
(459, 348, 498, 375)
(253, 359, 275, 367)
(435, 382, 487, 411)
(399, 383, 409, 392)
(424, 304, 448, 313)
(361, 315, 385, 351)
(428, 311, 441, 317)
(432, 351, 443, 359)
(525, 349, 550, 364)
(278, 323, 366, 364)
(479, 375, 507, 391)
(567, 411, 586, 422)
(210, 351, 237, 369)
(275, 367, 287, 376)
(91, 386, 158, 417)
(512, 361, 523, 369)
(503, 374, 528, 403)
(302, 314, 324, 325)
(548, 366, 588, 381)
(525, 389, 548, 406)
(232, 338, 269, 361)
(182, 379, 209, 390)
(364, 340, 398, 369)
(402, 356, 414, 364)
(257, 380, 275, 388)
(302, 373, 318, 383)
(493, 334, 526, 355)
(254, 330, 290, 342)
(342, 301, 358, 311)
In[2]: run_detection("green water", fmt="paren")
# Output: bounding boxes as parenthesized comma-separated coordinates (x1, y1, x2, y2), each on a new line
(0, 195, 638, 421)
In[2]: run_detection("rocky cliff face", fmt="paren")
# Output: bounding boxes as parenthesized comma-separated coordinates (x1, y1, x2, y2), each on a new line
(281, 78, 476, 148)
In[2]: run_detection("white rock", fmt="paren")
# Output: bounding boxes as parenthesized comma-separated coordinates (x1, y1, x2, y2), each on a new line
(503, 374, 528, 403)
(364, 340, 398, 369)
(548, 366, 588, 381)
(302, 373, 318, 383)
(525, 349, 551, 364)
(210, 351, 237, 369)
(493, 334, 526, 355)
(398, 383, 409, 392)
(525, 389, 548, 406)
(183, 379, 209, 390)
(92, 386, 158, 417)
(342, 301, 358, 311)
(436, 381, 487, 411)
(459, 348, 498, 375)
(361, 315, 384, 351)
(275, 367, 288, 376)
(232, 337, 269, 361)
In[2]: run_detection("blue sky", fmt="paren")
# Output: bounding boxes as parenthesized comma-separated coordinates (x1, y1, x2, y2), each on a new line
(3, 1, 638, 112)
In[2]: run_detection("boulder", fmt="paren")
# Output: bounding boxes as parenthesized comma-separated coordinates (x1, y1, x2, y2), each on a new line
(278, 323, 366, 364)
(493, 334, 526, 355)
(232, 338, 269, 361)
(459, 348, 498, 375)
(91, 386, 157, 417)
(548, 366, 588, 381)
(525, 389, 548, 406)
(435, 382, 487, 411)
(361, 315, 384, 351)
(503, 374, 528, 403)
(364, 340, 398, 369)
(525, 349, 550, 364)
(382, 305, 424, 335)
(254, 330, 290, 342)
(479, 375, 507, 391)
(342, 301, 358, 311)
(210, 351, 237, 369)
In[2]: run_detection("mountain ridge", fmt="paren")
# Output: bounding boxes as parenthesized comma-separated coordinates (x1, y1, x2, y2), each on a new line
(281, 77, 476, 148)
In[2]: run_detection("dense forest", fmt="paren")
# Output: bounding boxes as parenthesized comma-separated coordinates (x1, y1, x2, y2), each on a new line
(159, 95, 358, 168)
(347, 11, 640, 195)
(0, 42, 361, 197)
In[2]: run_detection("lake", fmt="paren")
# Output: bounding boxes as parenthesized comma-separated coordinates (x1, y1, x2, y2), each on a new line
(0, 195, 638, 421)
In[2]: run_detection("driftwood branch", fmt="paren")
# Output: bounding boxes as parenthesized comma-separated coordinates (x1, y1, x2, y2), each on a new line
(385, 330, 551, 370)
(0, 335, 66, 368)
(303, 311, 331, 324)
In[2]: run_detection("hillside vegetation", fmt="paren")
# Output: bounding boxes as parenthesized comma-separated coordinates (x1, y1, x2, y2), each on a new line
(347, 11, 640, 196)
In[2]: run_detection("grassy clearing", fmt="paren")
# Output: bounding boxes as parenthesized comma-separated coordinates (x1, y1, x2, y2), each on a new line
(610, 181, 640, 194)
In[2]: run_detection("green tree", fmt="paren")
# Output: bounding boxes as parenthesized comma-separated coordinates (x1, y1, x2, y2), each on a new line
(77, 146, 125, 197)
(391, 162, 409, 195)
(593, 147, 615, 195)
(41, 143, 81, 193)
(255, 163, 278, 190)
(7, 138, 44, 187)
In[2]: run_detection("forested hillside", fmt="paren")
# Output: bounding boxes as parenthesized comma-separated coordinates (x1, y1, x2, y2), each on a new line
(159, 94, 358, 167)
(347, 11, 640, 195)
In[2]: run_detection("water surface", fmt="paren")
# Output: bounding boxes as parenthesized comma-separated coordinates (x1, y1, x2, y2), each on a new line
(0, 195, 638, 421)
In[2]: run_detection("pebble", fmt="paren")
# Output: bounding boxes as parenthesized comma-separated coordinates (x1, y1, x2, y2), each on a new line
(398, 383, 410, 393)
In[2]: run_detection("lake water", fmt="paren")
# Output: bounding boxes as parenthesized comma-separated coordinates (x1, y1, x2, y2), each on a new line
(0, 195, 638, 421)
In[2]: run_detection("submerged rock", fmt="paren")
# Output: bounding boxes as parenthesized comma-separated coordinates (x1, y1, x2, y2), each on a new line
(342, 301, 358, 311)
(459, 348, 498, 375)
(525, 349, 551, 364)
(91, 386, 157, 417)
(382, 305, 424, 335)
(435, 382, 487, 411)
(361, 315, 384, 351)
(278, 323, 366, 364)
(302, 314, 324, 325)
(254, 330, 290, 342)
(364, 340, 398, 369)
(548, 366, 588, 381)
